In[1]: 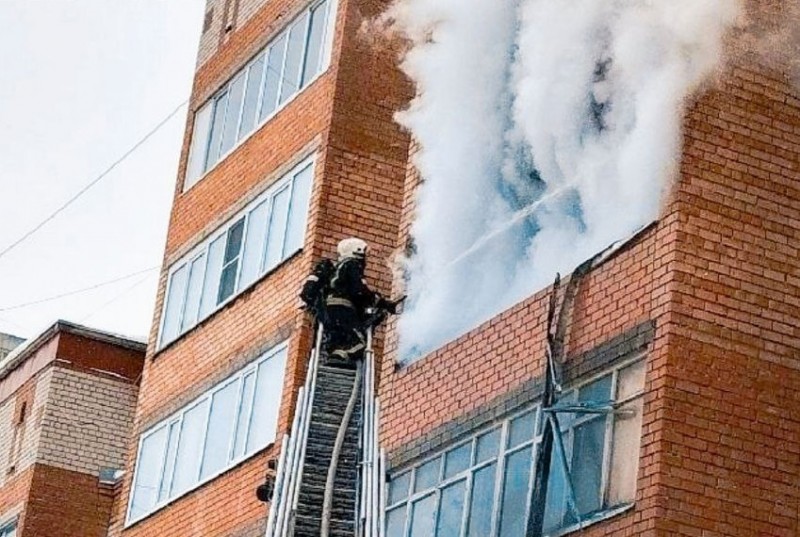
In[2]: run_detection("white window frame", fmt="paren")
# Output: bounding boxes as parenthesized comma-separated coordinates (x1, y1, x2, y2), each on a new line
(125, 342, 288, 526)
(183, 0, 338, 191)
(385, 355, 646, 537)
(158, 155, 316, 349)
(0, 519, 17, 537)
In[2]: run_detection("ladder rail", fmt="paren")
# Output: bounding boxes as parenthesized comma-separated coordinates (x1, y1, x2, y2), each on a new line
(266, 325, 324, 537)
(288, 326, 324, 529)
(265, 434, 289, 537)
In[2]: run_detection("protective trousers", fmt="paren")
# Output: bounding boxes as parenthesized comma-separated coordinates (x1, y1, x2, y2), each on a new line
(324, 304, 366, 363)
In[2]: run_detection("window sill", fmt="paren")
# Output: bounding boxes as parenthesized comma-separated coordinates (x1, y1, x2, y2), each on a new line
(153, 248, 303, 360)
(182, 67, 330, 194)
(547, 502, 635, 537)
(124, 441, 277, 529)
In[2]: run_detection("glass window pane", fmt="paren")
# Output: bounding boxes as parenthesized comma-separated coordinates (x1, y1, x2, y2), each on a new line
(284, 164, 313, 256)
(129, 427, 167, 521)
(171, 401, 208, 496)
(475, 428, 500, 463)
(389, 472, 411, 505)
(239, 200, 270, 289)
(200, 380, 240, 479)
(260, 33, 288, 121)
(223, 218, 246, 264)
(466, 463, 496, 537)
(206, 92, 228, 167)
(218, 264, 238, 304)
(543, 439, 569, 533)
(219, 74, 246, 156)
(498, 447, 532, 537)
(263, 187, 291, 271)
(160, 265, 188, 346)
(443, 443, 471, 479)
(185, 102, 213, 188)
(617, 360, 646, 400)
(238, 55, 265, 139)
(508, 411, 536, 448)
(217, 219, 246, 304)
(181, 254, 206, 331)
(572, 418, 606, 516)
(199, 235, 225, 319)
(279, 14, 309, 104)
(386, 506, 407, 537)
(246, 349, 288, 452)
(158, 422, 181, 502)
(233, 373, 257, 459)
(409, 494, 436, 537)
(301, 2, 327, 86)
(579, 375, 612, 404)
(607, 398, 644, 506)
(436, 479, 466, 537)
(414, 457, 440, 493)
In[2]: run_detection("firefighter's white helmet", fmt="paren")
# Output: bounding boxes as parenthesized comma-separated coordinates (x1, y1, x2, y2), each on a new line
(337, 237, 368, 260)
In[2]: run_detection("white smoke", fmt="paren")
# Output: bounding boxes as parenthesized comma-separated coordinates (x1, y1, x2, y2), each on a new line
(388, 0, 742, 361)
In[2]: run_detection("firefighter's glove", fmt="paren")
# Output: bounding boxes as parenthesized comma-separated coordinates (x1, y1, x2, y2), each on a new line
(378, 296, 406, 315)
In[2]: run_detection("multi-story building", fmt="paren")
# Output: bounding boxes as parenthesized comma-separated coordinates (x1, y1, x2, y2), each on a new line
(0, 334, 24, 362)
(0, 320, 145, 537)
(109, 0, 799, 536)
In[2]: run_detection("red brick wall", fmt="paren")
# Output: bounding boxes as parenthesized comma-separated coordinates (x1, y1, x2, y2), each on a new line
(379, 222, 674, 536)
(0, 467, 32, 533)
(22, 464, 115, 537)
(110, 0, 410, 535)
(379, 23, 799, 537)
(55, 333, 144, 383)
(656, 61, 800, 536)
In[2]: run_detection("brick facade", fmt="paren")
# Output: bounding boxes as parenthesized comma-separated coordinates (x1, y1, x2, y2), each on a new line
(377, 32, 800, 537)
(109, 0, 410, 535)
(111, 0, 798, 536)
(0, 322, 144, 537)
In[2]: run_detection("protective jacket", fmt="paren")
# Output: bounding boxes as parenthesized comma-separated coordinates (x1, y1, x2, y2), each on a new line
(326, 257, 378, 313)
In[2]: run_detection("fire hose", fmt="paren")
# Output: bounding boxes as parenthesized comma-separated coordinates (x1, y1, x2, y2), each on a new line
(320, 360, 364, 537)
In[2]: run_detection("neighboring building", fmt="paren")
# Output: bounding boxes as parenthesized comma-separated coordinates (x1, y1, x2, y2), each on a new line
(0, 334, 24, 362)
(109, 0, 799, 536)
(0, 320, 145, 537)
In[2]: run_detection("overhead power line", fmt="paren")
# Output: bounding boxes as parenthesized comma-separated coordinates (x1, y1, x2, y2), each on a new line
(0, 99, 189, 262)
(80, 271, 157, 324)
(0, 266, 160, 312)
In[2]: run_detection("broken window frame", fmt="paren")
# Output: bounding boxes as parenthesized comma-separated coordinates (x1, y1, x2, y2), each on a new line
(385, 354, 646, 537)
(542, 357, 646, 534)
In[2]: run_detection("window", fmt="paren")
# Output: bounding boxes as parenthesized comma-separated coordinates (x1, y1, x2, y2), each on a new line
(0, 521, 16, 537)
(386, 358, 646, 537)
(184, 0, 336, 188)
(158, 158, 315, 348)
(127, 344, 288, 524)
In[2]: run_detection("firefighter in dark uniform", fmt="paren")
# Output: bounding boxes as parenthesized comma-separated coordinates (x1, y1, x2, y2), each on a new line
(323, 237, 398, 364)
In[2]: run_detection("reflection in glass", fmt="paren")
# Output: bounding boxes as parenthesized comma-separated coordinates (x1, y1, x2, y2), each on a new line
(466, 463, 496, 537)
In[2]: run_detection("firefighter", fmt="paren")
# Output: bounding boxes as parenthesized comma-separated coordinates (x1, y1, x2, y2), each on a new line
(322, 237, 399, 365)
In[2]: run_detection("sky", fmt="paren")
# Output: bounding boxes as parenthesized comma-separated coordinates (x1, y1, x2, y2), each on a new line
(0, 1, 206, 341)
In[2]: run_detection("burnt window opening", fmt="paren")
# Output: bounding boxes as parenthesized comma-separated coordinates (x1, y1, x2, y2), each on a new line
(384, 356, 646, 537)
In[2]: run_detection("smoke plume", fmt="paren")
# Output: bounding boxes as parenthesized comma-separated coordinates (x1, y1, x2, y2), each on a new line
(387, 0, 742, 361)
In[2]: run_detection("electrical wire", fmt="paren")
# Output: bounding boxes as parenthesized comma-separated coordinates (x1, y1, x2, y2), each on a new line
(80, 270, 157, 323)
(0, 266, 160, 312)
(0, 99, 188, 262)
